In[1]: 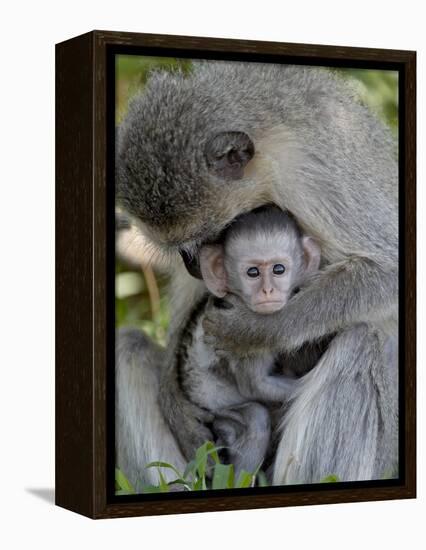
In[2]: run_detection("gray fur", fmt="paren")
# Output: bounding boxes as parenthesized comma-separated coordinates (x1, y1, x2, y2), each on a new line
(116, 61, 398, 485)
(164, 208, 319, 472)
(175, 295, 296, 474)
(213, 403, 271, 476)
(115, 328, 187, 489)
(273, 325, 398, 483)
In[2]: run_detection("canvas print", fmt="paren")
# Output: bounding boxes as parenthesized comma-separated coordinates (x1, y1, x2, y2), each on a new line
(114, 55, 398, 495)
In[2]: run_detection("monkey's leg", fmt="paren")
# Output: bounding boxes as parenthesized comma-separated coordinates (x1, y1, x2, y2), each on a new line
(116, 327, 188, 491)
(214, 403, 271, 477)
(272, 324, 398, 485)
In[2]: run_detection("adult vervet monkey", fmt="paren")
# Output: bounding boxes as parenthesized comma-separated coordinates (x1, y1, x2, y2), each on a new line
(115, 61, 398, 488)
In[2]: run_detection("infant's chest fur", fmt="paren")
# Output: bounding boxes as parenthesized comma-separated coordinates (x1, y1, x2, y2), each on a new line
(182, 318, 246, 410)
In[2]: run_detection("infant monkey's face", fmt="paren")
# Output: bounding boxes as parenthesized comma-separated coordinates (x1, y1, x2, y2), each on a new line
(232, 248, 294, 314)
(240, 263, 290, 314)
(199, 221, 319, 314)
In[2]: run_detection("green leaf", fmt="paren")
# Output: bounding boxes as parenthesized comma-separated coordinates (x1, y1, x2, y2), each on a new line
(115, 468, 136, 493)
(167, 478, 192, 491)
(145, 461, 183, 480)
(182, 441, 224, 483)
(319, 474, 340, 483)
(204, 441, 221, 464)
(183, 459, 197, 480)
(195, 442, 210, 479)
(212, 463, 234, 490)
(157, 469, 170, 492)
(194, 442, 224, 477)
(235, 470, 255, 488)
(192, 477, 205, 491)
(256, 470, 269, 487)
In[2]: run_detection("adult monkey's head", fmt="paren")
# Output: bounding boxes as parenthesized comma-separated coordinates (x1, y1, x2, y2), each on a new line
(116, 63, 278, 275)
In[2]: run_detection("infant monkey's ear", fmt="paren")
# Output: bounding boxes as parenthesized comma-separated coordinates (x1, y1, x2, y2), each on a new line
(199, 244, 228, 298)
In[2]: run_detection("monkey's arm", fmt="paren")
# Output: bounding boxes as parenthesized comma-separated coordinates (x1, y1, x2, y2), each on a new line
(203, 257, 397, 354)
(242, 374, 297, 403)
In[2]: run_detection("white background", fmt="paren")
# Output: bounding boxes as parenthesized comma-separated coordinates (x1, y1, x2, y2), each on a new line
(1, 1, 424, 548)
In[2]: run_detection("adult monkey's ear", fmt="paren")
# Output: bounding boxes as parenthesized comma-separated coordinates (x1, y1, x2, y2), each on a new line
(205, 131, 255, 180)
(199, 244, 228, 298)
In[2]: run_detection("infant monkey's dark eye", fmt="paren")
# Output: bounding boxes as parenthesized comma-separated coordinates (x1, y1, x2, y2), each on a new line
(247, 267, 260, 278)
(273, 264, 286, 275)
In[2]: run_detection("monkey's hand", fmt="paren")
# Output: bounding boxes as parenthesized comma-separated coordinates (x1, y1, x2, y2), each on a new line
(160, 371, 215, 461)
(202, 293, 272, 355)
(203, 289, 328, 354)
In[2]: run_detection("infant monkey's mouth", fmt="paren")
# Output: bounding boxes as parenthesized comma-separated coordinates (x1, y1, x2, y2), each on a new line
(254, 301, 285, 313)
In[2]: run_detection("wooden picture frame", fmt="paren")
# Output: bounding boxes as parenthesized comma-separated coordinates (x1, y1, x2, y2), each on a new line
(56, 30, 416, 519)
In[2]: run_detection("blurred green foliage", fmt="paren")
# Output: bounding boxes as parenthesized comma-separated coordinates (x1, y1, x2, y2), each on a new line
(339, 68, 398, 132)
(115, 56, 398, 344)
(115, 260, 169, 345)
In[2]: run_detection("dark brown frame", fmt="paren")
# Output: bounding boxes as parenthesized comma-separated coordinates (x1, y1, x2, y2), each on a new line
(56, 30, 416, 519)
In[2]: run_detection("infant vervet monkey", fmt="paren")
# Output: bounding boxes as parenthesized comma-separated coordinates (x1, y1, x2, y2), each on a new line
(174, 206, 322, 475)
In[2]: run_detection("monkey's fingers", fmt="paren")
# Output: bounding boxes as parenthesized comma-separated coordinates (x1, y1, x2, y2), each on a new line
(202, 323, 217, 345)
(180, 397, 215, 425)
(202, 332, 227, 356)
(213, 422, 238, 446)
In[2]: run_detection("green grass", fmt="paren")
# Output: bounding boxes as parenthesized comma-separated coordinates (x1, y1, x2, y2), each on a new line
(115, 441, 340, 495)
(115, 441, 268, 494)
